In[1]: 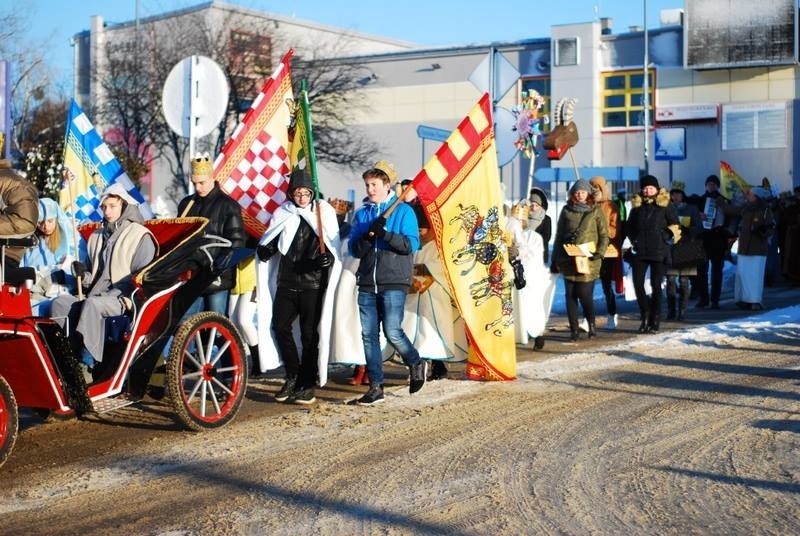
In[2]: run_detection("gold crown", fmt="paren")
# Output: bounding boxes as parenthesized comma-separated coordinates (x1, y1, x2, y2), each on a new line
(191, 153, 213, 177)
(373, 160, 397, 183)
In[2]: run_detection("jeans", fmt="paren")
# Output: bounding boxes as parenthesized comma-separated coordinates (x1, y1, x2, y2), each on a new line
(358, 289, 421, 386)
(185, 289, 230, 316)
(164, 289, 230, 358)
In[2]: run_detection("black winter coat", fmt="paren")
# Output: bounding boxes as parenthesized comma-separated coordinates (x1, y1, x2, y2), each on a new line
(177, 184, 246, 292)
(625, 188, 679, 263)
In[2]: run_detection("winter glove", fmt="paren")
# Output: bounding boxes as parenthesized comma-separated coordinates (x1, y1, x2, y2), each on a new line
(368, 217, 387, 240)
(588, 253, 603, 262)
(316, 251, 335, 268)
(72, 261, 87, 279)
(256, 242, 277, 262)
(549, 263, 560, 274)
(510, 257, 526, 290)
(50, 269, 66, 285)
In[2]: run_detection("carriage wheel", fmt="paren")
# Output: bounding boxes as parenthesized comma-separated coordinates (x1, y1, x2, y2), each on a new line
(0, 375, 19, 469)
(166, 312, 247, 431)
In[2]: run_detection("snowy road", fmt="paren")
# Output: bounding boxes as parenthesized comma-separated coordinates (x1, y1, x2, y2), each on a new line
(2, 308, 799, 535)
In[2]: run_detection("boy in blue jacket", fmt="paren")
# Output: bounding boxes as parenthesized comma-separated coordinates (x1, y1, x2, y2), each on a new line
(349, 161, 426, 405)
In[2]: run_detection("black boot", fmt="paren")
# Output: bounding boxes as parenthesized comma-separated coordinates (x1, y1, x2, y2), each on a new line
(666, 295, 676, 320)
(569, 329, 580, 341)
(533, 336, 545, 350)
(275, 376, 297, 402)
(587, 320, 597, 339)
(249, 345, 261, 379)
(648, 315, 661, 334)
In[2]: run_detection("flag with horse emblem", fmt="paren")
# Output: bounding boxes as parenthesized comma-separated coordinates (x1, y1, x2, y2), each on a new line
(410, 93, 516, 381)
(215, 49, 294, 238)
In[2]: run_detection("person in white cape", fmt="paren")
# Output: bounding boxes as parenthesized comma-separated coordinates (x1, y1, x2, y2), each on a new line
(255, 169, 341, 404)
(507, 201, 557, 350)
(401, 203, 467, 378)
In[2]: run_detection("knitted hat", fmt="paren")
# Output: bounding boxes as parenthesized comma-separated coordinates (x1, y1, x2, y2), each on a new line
(569, 179, 592, 197)
(639, 174, 659, 190)
(529, 187, 549, 210)
(705, 174, 721, 187)
(288, 167, 315, 196)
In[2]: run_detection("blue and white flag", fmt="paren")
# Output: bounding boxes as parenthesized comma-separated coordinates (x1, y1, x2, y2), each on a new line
(60, 100, 152, 223)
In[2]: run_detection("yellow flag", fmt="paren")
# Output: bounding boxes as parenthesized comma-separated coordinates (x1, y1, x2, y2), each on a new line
(410, 94, 516, 381)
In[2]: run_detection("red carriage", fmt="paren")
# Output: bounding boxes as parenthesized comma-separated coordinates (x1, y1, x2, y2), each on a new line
(0, 217, 250, 468)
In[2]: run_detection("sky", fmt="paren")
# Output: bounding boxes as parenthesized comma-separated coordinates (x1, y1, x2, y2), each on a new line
(6, 0, 682, 94)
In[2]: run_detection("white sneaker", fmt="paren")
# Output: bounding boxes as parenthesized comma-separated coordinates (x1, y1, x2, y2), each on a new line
(606, 314, 618, 330)
(579, 318, 589, 332)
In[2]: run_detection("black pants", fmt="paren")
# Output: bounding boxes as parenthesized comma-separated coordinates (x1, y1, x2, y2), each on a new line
(631, 259, 665, 323)
(272, 286, 325, 388)
(564, 279, 596, 331)
(599, 258, 617, 316)
(697, 252, 725, 304)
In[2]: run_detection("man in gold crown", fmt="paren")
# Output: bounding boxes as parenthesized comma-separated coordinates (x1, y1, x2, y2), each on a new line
(348, 160, 426, 405)
(177, 153, 245, 314)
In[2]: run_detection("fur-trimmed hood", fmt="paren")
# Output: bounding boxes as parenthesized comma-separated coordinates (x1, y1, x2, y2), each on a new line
(631, 187, 670, 208)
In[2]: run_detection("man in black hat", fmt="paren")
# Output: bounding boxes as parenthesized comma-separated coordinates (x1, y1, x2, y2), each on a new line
(696, 174, 730, 309)
(255, 168, 340, 404)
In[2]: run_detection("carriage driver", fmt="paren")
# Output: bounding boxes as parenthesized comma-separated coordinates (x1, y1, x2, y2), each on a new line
(51, 183, 157, 374)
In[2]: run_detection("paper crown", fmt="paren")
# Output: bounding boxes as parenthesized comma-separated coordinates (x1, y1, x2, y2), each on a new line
(373, 160, 397, 183)
(191, 152, 213, 177)
(510, 201, 530, 222)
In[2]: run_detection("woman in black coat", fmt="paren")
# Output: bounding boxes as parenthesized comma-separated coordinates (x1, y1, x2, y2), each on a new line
(624, 175, 679, 333)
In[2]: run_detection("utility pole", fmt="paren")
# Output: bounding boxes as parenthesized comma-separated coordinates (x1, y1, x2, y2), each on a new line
(643, 0, 650, 174)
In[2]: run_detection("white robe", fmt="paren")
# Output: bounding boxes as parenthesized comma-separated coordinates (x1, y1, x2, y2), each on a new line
(734, 254, 766, 304)
(399, 239, 467, 362)
(255, 200, 342, 386)
(329, 235, 388, 364)
(507, 218, 557, 344)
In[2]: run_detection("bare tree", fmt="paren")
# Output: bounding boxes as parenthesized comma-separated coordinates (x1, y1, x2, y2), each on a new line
(94, 5, 379, 200)
(0, 7, 57, 158)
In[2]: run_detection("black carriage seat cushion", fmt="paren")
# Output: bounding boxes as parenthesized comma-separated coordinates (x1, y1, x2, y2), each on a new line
(0, 234, 38, 249)
(4, 266, 36, 286)
(135, 217, 211, 293)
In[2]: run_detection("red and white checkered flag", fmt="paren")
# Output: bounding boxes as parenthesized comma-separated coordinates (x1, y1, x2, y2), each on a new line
(214, 50, 294, 238)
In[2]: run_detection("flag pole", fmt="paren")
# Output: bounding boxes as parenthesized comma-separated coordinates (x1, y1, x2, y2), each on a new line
(62, 168, 84, 301)
(367, 183, 416, 238)
(299, 81, 326, 254)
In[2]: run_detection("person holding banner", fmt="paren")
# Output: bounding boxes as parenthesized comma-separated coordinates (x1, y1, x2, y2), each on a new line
(51, 184, 157, 372)
(349, 161, 426, 406)
(696, 175, 731, 310)
(255, 168, 340, 405)
(550, 179, 608, 341)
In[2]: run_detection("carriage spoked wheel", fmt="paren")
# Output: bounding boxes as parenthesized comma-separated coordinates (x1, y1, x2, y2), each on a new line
(0, 374, 19, 469)
(166, 312, 247, 431)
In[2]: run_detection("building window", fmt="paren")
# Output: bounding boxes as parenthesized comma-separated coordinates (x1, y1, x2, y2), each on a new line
(601, 69, 654, 129)
(722, 102, 787, 150)
(228, 30, 272, 110)
(555, 38, 579, 66)
(519, 77, 551, 131)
